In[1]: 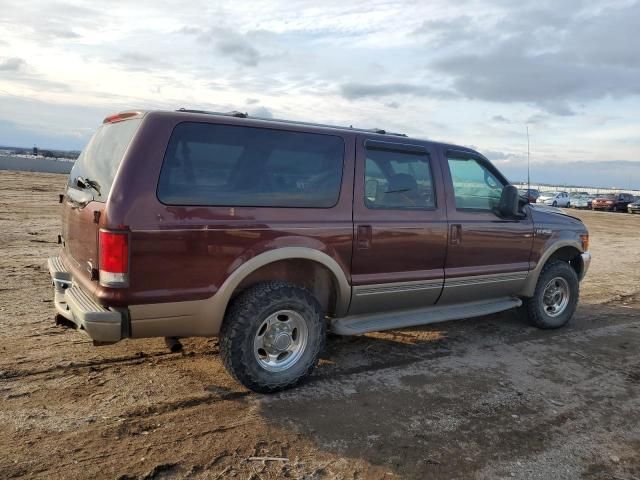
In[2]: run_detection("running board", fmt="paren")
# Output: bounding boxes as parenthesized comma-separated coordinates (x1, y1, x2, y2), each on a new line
(330, 297, 522, 336)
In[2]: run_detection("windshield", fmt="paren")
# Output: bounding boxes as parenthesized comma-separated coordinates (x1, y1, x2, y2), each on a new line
(67, 118, 142, 202)
(598, 194, 616, 200)
(542, 191, 559, 196)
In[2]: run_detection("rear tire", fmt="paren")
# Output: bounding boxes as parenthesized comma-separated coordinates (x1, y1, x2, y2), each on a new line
(523, 261, 579, 329)
(219, 282, 325, 393)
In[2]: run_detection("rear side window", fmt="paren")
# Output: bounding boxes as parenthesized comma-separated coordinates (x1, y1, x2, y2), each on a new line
(157, 122, 344, 208)
(364, 147, 435, 210)
(68, 119, 142, 202)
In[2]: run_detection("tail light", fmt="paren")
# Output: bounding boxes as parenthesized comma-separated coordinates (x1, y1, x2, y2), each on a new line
(103, 111, 141, 124)
(99, 230, 129, 287)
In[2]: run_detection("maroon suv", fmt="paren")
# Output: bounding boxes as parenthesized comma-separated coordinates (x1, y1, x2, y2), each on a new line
(592, 193, 635, 212)
(49, 110, 591, 392)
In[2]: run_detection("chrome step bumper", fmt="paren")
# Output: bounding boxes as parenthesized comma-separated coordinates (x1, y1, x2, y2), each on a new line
(48, 256, 124, 343)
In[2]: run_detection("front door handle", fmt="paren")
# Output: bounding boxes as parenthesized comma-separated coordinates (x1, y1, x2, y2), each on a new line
(450, 224, 462, 245)
(357, 225, 372, 249)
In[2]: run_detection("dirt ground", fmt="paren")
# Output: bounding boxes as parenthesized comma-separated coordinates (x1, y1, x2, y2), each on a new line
(1, 170, 639, 480)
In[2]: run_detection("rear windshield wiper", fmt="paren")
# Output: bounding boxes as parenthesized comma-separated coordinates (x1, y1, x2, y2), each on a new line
(76, 176, 102, 196)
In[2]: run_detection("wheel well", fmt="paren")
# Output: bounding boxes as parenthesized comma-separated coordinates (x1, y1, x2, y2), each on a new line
(230, 259, 339, 317)
(547, 246, 583, 278)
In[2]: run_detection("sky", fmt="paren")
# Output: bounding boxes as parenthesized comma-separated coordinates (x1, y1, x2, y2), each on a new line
(0, 0, 639, 188)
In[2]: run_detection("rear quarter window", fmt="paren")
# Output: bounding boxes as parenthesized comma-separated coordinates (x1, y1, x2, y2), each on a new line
(157, 122, 345, 208)
(68, 118, 142, 202)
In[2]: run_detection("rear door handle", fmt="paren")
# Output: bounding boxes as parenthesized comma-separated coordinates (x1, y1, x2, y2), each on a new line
(357, 225, 372, 249)
(450, 224, 462, 245)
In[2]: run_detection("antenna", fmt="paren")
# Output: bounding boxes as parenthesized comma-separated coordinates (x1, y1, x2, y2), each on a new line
(526, 125, 531, 202)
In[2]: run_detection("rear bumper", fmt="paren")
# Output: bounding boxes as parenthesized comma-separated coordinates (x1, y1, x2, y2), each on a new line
(48, 256, 125, 343)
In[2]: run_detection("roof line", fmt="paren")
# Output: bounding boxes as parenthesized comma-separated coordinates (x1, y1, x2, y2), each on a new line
(175, 108, 407, 137)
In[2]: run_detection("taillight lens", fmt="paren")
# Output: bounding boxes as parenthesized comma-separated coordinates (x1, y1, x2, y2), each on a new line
(103, 111, 140, 123)
(99, 230, 129, 287)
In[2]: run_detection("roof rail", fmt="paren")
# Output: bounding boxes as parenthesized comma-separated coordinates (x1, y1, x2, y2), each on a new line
(175, 108, 407, 137)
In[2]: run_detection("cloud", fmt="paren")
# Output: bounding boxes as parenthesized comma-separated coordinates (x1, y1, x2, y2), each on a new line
(0, 57, 26, 72)
(499, 159, 640, 189)
(180, 26, 266, 67)
(249, 106, 274, 118)
(426, 1, 640, 114)
(112, 52, 171, 72)
(39, 25, 80, 39)
(482, 149, 511, 160)
(491, 115, 509, 123)
(216, 37, 261, 66)
(340, 82, 453, 100)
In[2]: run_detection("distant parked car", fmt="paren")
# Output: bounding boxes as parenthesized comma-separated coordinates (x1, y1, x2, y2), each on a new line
(592, 193, 635, 212)
(518, 188, 540, 203)
(570, 194, 593, 209)
(539, 191, 571, 207)
(628, 198, 640, 214)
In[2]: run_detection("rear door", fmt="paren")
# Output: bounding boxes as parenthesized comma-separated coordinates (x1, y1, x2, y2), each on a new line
(61, 117, 142, 283)
(439, 149, 533, 304)
(349, 137, 448, 314)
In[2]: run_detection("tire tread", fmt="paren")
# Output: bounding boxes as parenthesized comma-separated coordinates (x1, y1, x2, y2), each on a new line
(219, 281, 325, 393)
(524, 260, 579, 329)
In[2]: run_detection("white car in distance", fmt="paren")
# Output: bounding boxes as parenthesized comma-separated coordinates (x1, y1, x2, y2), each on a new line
(539, 191, 571, 207)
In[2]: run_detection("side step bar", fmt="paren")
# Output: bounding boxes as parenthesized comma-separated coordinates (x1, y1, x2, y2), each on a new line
(330, 297, 522, 336)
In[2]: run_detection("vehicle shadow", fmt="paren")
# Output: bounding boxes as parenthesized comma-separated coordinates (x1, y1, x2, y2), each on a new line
(256, 301, 640, 479)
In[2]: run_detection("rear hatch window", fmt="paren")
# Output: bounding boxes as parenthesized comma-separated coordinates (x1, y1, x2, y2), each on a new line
(67, 118, 142, 202)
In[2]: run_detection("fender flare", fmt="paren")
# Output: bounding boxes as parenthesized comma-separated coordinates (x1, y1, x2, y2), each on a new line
(519, 240, 584, 297)
(203, 247, 352, 333)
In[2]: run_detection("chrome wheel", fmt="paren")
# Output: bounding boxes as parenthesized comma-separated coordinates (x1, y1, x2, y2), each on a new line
(253, 310, 308, 372)
(542, 277, 570, 317)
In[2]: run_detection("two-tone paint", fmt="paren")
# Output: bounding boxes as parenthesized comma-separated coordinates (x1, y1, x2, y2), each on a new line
(54, 110, 590, 342)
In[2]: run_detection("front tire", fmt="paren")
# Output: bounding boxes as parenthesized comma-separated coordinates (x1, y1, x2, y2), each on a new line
(523, 261, 579, 329)
(552, 201, 558, 207)
(219, 282, 325, 393)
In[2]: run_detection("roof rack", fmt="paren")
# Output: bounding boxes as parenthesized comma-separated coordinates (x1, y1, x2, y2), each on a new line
(175, 108, 407, 137)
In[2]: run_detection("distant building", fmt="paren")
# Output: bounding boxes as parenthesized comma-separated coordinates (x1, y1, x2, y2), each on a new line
(33, 146, 38, 156)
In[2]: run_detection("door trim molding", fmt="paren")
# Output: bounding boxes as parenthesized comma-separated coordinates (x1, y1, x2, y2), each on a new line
(353, 278, 443, 297)
(444, 271, 528, 288)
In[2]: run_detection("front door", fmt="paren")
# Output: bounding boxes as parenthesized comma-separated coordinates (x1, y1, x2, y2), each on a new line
(349, 137, 448, 314)
(439, 149, 534, 304)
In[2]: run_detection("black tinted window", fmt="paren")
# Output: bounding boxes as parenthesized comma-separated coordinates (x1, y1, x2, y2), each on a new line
(68, 118, 142, 202)
(364, 147, 435, 210)
(158, 122, 344, 208)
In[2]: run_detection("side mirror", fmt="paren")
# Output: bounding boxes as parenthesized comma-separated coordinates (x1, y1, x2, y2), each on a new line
(498, 185, 519, 218)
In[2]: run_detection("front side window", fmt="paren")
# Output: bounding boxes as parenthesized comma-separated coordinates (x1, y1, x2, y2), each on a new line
(157, 122, 344, 208)
(447, 156, 504, 211)
(364, 146, 435, 210)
